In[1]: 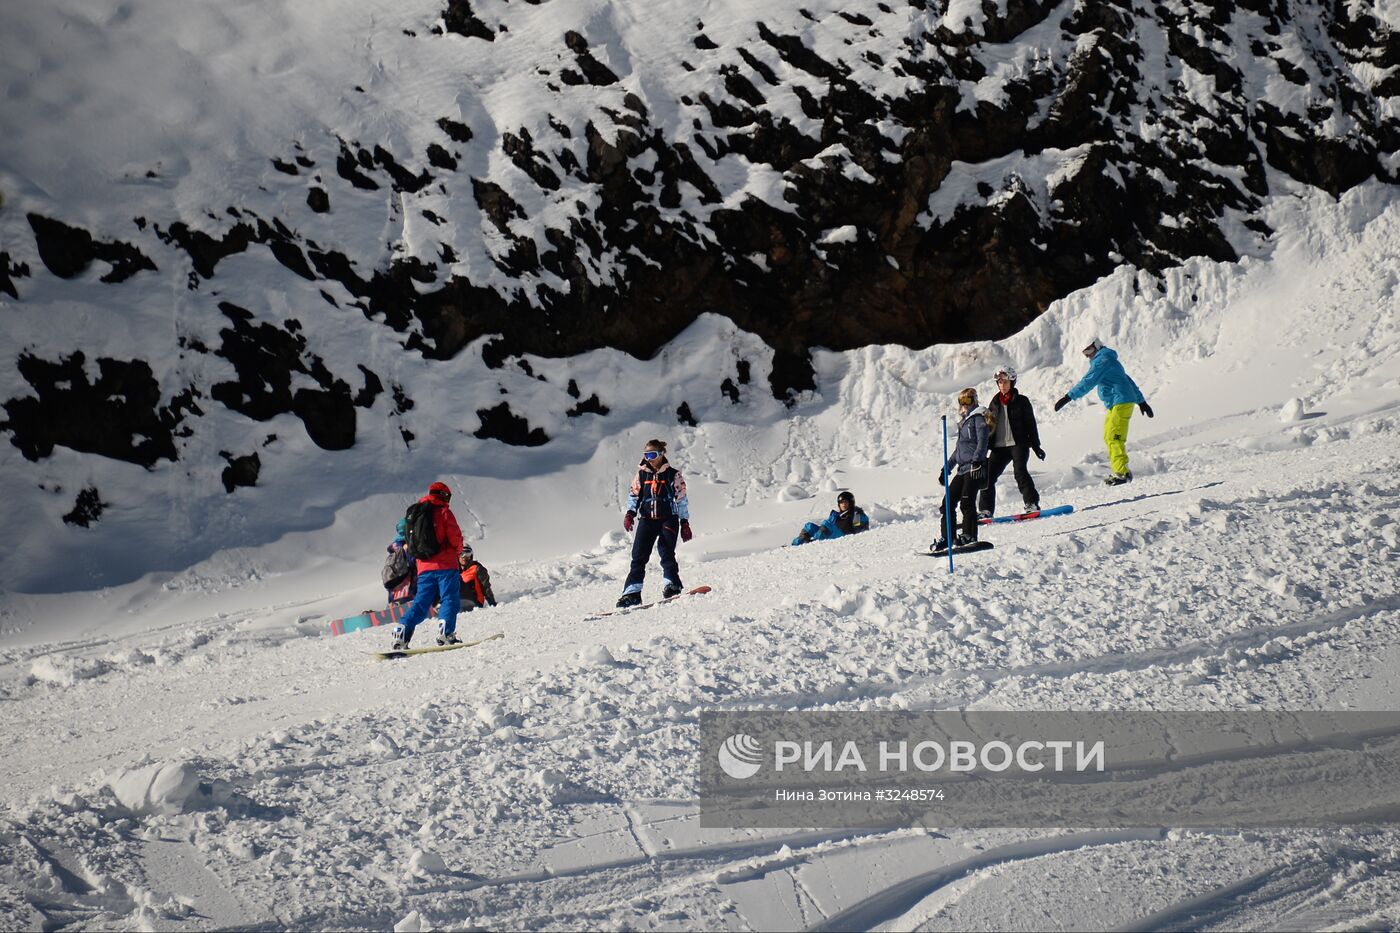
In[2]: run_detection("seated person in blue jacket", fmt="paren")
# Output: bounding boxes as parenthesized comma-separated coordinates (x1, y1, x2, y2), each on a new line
(792, 491, 871, 545)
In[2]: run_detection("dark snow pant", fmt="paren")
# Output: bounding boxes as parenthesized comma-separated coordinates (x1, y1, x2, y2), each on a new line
(939, 472, 980, 541)
(624, 517, 681, 595)
(978, 444, 1039, 516)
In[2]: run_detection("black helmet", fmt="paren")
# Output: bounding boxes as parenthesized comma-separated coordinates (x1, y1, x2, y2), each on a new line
(837, 490, 855, 506)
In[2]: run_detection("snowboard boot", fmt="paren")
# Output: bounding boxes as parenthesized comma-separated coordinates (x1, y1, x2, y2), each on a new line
(390, 624, 411, 651)
(930, 537, 949, 553)
(1024, 500, 1040, 513)
(977, 510, 993, 521)
(662, 583, 683, 599)
(616, 592, 643, 609)
(954, 533, 978, 548)
(1103, 470, 1133, 486)
(436, 633, 462, 646)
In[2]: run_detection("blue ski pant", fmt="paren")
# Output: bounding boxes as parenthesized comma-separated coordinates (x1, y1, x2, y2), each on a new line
(624, 517, 681, 595)
(397, 568, 461, 639)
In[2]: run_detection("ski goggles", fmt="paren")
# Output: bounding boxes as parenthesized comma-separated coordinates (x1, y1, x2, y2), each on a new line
(642, 450, 662, 460)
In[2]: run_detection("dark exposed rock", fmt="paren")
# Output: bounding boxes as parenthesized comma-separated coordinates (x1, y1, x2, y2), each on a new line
(563, 30, 620, 85)
(271, 158, 299, 175)
(292, 388, 357, 450)
(354, 365, 384, 408)
(474, 402, 549, 446)
(502, 129, 562, 190)
(676, 401, 698, 427)
(720, 377, 741, 403)
(1, 252, 30, 298)
(2, 352, 194, 467)
(27, 214, 157, 283)
(336, 142, 380, 190)
(269, 239, 315, 280)
(307, 187, 331, 213)
(437, 117, 474, 143)
(62, 487, 108, 528)
(442, 0, 494, 41)
(153, 220, 254, 279)
(737, 48, 780, 85)
(219, 451, 261, 493)
(206, 302, 358, 450)
(427, 143, 458, 170)
(565, 393, 609, 417)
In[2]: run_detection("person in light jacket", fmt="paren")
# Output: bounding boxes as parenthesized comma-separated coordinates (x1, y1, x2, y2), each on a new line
(932, 388, 991, 551)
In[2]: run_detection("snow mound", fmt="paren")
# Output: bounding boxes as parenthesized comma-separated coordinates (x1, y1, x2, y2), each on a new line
(1280, 397, 1308, 422)
(29, 655, 112, 687)
(107, 761, 205, 816)
(409, 849, 448, 876)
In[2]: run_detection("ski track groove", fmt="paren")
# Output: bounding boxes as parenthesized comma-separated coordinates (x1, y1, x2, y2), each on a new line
(805, 829, 1167, 932)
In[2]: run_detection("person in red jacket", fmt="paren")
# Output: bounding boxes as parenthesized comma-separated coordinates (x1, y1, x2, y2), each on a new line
(390, 481, 464, 649)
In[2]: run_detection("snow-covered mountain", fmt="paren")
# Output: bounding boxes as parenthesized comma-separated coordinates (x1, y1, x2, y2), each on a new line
(2, 0, 1398, 592)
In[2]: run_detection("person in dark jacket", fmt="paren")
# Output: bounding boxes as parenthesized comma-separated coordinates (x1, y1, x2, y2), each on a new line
(618, 439, 691, 608)
(979, 366, 1046, 517)
(792, 491, 871, 545)
(390, 481, 464, 649)
(932, 388, 991, 551)
(457, 544, 498, 610)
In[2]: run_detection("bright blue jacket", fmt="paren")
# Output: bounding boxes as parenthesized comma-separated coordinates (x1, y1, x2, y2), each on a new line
(791, 507, 871, 546)
(1067, 347, 1145, 409)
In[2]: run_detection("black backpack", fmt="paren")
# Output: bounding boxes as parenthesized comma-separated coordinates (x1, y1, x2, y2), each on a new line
(381, 545, 413, 590)
(403, 502, 440, 560)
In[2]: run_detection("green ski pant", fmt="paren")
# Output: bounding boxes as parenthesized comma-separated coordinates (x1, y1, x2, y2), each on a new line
(1103, 403, 1134, 475)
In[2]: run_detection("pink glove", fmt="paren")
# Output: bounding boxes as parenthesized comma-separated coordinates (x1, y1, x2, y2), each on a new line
(623, 511, 635, 533)
(680, 521, 693, 543)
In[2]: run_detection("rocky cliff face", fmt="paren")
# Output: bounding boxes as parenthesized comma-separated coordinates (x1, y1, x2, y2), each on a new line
(1, 0, 1397, 476)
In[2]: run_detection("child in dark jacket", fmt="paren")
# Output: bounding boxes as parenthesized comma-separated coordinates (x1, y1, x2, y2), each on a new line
(792, 491, 871, 545)
(617, 439, 692, 608)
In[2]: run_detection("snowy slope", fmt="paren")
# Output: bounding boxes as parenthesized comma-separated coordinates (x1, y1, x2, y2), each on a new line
(2, 181, 1399, 930)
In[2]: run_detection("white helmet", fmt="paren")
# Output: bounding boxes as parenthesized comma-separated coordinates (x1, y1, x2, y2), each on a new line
(994, 365, 1017, 382)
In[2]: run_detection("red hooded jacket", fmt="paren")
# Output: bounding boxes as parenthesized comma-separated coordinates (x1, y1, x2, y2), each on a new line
(414, 494, 464, 572)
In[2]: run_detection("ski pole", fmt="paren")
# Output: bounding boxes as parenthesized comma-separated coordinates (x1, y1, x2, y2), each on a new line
(942, 415, 954, 573)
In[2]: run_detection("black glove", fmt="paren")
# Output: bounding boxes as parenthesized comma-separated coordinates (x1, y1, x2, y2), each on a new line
(937, 465, 947, 487)
(1033, 446, 1046, 461)
(1139, 401, 1154, 418)
(969, 461, 985, 484)
(1053, 395, 1070, 412)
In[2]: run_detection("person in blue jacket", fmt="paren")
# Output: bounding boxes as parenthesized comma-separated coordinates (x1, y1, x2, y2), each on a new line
(932, 387, 991, 551)
(1053, 339, 1154, 485)
(792, 491, 871, 545)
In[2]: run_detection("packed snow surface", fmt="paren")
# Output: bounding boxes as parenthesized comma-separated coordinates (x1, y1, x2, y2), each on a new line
(2, 175, 1400, 929)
